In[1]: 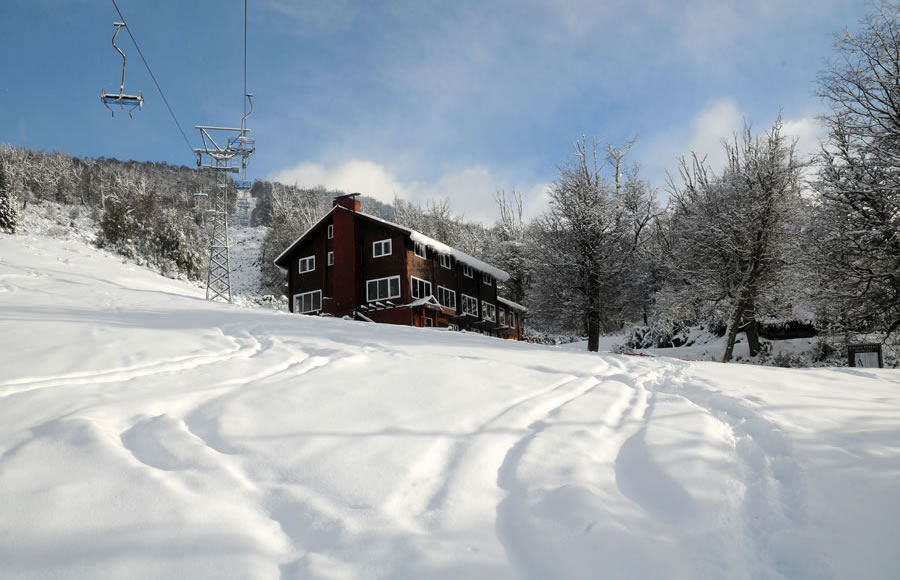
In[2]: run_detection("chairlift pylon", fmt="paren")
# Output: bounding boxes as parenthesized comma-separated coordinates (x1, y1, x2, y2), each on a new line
(101, 22, 144, 117)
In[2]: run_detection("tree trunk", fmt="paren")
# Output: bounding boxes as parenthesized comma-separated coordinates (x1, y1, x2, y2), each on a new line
(722, 300, 744, 362)
(743, 297, 761, 357)
(587, 308, 601, 352)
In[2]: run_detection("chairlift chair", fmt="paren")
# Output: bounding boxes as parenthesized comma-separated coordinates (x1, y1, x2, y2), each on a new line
(190, 191, 208, 212)
(101, 22, 144, 117)
(228, 135, 256, 156)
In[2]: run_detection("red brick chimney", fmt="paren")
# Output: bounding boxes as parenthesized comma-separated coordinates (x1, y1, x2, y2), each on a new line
(333, 192, 361, 212)
(331, 193, 359, 315)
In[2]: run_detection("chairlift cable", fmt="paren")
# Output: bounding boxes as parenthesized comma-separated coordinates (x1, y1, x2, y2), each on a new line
(110, 0, 193, 155)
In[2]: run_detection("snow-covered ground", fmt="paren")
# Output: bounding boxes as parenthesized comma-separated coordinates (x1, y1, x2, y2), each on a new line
(1, 230, 899, 580)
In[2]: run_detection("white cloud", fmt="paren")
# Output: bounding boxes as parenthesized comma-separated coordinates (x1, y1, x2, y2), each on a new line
(269, 160, 550, 223)
(686, 98, 745, 170)
(639, 97, 744, 183)
(269, 160, 408, 204)
(640, 98, 825, 187)
(416, 166, 502, 223)
(521, 182, 553, 221)
(781, 116, 826, 163)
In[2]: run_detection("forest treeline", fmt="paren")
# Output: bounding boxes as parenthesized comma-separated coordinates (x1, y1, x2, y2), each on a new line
(1, 4, 898, 361)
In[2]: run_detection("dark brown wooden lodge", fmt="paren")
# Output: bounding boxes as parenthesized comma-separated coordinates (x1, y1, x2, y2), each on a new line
(274, 194, 527, 339)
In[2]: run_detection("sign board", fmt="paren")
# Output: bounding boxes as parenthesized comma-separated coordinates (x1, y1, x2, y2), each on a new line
(847, 343, 883, 368)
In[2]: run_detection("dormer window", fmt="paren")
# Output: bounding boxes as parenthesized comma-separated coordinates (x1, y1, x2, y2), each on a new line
(440, 254, 452, 269)
(414, 241, 426, 259)
(483, 272, 492, 285)
(463, 264, 473, 278)
(373, 239, 392, 257)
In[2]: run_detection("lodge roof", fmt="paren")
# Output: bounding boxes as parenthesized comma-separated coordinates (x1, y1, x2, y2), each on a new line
(273, 205, 511, 282)
(497, 296, 528, 312)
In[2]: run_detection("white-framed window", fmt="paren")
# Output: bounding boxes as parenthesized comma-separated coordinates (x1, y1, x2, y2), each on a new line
(327, 224, 334, 239)
(483, 272, 492, 285)
(461, 294, 478, 316)
(424, 316, 434, 327)
(327, 251, 334, 266)
(414, 241, 426, 259)
(482, 301, 496, 322)
(366, 275, 401, 302)
(499, 309, 507, 326)
(437, 286, 456, 310)
(373, 238, 392, 257)
(440, 254, 452, 269)
(299, 255, 315, 274)
(293, 290, 322, 314)
(463, 264, 473, 278)
(411, 276, 432, 300)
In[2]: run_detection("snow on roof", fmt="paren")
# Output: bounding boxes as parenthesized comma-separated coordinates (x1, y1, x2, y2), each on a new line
(275, 206, 510, 282)
(355, 211, 509, 282)
(408, 296, 440, 308)
(408, 231, 509, 282)
(497, 296, 527, 312)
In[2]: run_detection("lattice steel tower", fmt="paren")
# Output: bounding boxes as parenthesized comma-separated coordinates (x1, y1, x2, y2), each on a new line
(194, 97, 255, 302)
(190, 0, 254, 303)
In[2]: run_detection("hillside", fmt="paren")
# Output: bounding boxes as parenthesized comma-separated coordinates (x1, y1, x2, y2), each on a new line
(1, 230, 898, 580)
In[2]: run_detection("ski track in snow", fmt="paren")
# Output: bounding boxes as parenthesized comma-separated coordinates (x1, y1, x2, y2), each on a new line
(653, 367, 831, 580)
(0, 327, 261, 398)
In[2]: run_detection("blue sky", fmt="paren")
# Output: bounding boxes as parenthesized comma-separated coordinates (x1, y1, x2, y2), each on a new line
(0, 0, 868, 221)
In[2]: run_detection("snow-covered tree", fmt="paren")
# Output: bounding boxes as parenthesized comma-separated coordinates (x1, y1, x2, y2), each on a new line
(665, 119, 804, 361)
(0, 159, 19, 234)
(486, 189, 532, 304)
(813, 2, 900, 337)
(259, 184, 334, 293)
(530, 138, 655, 351)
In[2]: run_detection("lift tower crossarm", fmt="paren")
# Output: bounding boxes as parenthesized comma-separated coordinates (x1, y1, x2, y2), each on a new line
(195, 126, 248, 132)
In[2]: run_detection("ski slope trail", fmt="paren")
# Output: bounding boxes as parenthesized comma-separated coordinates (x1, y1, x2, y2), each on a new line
(1, 233, 898, 580)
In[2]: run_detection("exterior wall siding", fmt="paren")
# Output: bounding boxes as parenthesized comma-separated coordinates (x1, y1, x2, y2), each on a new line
(358, 220, 408, 303)
(289, 227, 327, 309)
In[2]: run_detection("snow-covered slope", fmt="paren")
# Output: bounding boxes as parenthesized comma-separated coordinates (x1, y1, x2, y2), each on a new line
(229, 223, 267, 298)
(1, 231, 898, 580)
